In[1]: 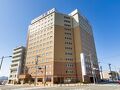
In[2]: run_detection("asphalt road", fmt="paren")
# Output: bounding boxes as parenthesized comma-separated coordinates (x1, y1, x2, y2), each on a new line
(0, 84, 120, 90)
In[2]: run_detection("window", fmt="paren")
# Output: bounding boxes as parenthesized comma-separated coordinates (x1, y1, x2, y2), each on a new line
(66, 63, 74, 67)
(66, 70, 74, 74)
(42, 53, 45, 56)
(65, 52, 72, 55)
(65, 47, 72, 50)
(42, 59, 44, 62)
(46, 52, 48, 56)
(64, 24, 71, 27)
(65, 32, 71, 35)
(64, 16, 70, 19)
(46, 58, 48, 62)
(65, 42, 72, 45)
(65, 37, 72, 40)
(64, 20, 70, 23)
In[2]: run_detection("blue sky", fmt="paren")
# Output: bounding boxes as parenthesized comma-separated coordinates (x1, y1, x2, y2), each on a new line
(0, 0, 120, 77)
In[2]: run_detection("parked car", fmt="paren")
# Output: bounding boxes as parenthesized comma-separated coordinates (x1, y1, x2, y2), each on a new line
(118, 80, 120, 84)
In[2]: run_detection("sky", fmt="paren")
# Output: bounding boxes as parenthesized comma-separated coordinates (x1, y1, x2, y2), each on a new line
(0, 0, 120, 77)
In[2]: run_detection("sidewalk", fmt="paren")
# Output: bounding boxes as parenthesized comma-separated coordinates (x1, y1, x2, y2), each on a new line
(4, 83, 120, 90)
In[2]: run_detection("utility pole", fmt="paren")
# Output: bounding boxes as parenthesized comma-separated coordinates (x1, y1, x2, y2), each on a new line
(0, 56, 12, 70)
(89, 53, 96, 84)
(34, 55, 40, 86)
(0, 56, 4, 70)
(108, 63, 113, 81)
(44, 65, 46, 86)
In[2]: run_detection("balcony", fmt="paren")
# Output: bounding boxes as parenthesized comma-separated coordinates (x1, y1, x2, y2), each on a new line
(11, 63, 19, 67)
(12, 53, 22, 57)
(12, 57, 21, 61)
(11, 61, 19, 65)
(10, 72, 17, 75)
(9, 77, 18, 80)
(10, 66, 18, 70)
(12, 60, 19, 63)
(13, 49, 22, 53)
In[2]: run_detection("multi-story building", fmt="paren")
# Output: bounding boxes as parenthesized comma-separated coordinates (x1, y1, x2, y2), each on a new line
(25, 8, 100, 84)
(8, 46, 25, 84)
(101, 71, 119, 81)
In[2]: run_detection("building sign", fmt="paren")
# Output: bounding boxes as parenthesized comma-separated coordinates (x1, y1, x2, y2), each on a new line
(31, 8, 55, 24)
(80, 53, 87, 75)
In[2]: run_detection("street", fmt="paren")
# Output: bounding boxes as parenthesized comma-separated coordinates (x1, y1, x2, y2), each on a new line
(0, 84, 120, 90)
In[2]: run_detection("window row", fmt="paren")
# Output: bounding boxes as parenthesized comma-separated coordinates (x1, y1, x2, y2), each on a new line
(64, 28, 71, 31)
(65, 42, 72, 45)
(29, 26, 53, 36)
(66, 58, 73, 61)
(30, 22, 53, 31)
(64, 24, 71, 27)
(66, 70, 74, 74)
(28, 37, 53, 46)
(29, 36, 53, 42)
(29, 30, 53, 39)
(66, 63, 74, 67)
(27, 46, 53, 53)
(64, 20, 70, 23)
(65, 32, 72, 35)
(65, 37, 72, 40)
(29, 31, 53, 40)
(28, 65, 52, 69)
(31, 14, 53, 26)
(9, 75, 17, 78)
(27, 48, 51, 55)
(65, 52, 72, 55)
(65, 47, 72, 50)
(64, 16, 70, 19)
(26, 58, 52, 64)
(29, 45, 53, 50)
(30, 71, 52, 75)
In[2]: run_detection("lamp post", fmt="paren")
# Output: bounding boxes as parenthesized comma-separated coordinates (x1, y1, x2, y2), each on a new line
(43, 65, 46, 86)
(38, 65, 46, 86)
(108, 63, 113, 80)
(0, 56, 12, 70)
(34, 55, 47, 86)
(86, 53, 96, 84)
(108, 64, 112, 72)
(34, 55, 40, 86)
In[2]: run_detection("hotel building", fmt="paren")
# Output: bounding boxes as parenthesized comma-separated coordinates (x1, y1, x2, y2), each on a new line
(8, 46, 26, 84)
(25, 8, 100, 84)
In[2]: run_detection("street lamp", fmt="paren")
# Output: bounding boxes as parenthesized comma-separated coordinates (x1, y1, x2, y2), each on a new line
(108, 63, 113, 81)
(38, 65, 46, 86)
(0, 56, 12, 70)
(108, 63, 112, 72)
(34, 55, 40, 86)
(34, 55, 47, 86)
(86, 53, 97, 84)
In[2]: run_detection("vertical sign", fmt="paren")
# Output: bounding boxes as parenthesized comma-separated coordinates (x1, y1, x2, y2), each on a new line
(80, 53, 86, 75)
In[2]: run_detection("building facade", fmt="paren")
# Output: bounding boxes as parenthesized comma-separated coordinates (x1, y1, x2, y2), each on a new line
(8, 46, 26, 84)
(25, 8, 100, 84)
(101, 71, 119, 81)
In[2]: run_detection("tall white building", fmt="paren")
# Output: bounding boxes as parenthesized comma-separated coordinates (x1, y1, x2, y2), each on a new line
(8, 46, 25, 84)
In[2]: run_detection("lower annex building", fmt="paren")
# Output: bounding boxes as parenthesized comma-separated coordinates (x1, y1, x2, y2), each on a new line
(8, 46, 26, 84)
(24, 8, 100, 84)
